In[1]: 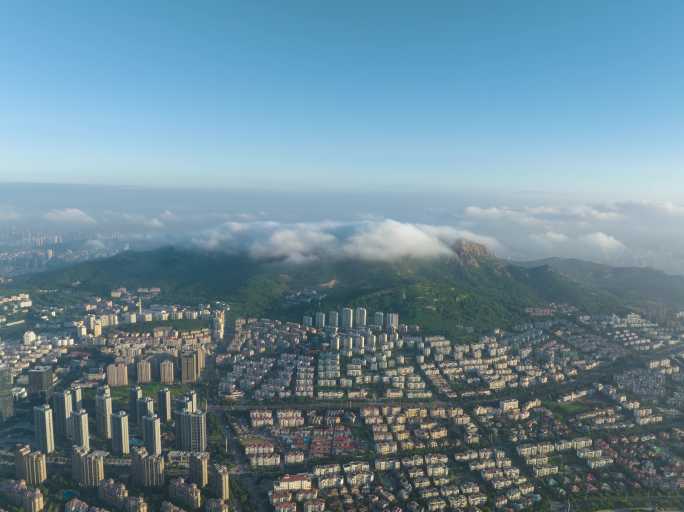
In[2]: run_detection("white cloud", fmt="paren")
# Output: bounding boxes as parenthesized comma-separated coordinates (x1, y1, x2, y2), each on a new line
(193, 219, 501, 264)
(579, 232, 626, 253)
(531, 231, 569, 245)
(464, 206, 540, 225)
(120, 213, 165, 229)
(250, 226, 338, 263)
(568, 205, 622, 221)
(159, 210, 177, 221)
(343, 220, 454, 261)
(44, 208, 96, 224)
(465, 204, 622, 225)
(615, 200, 684, 217)
(418, 224, 503, 252)
(464, 206, 509, 219)
(460, 202, 660, 268)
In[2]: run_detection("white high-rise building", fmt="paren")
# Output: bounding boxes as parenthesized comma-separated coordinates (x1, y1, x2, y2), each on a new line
(386, 312, 400, 330)
(111, 411, 129, 455)
(34, 405, 55, 454)
(73, 409, 90, 452)
(314, 312, 326, 328)
(143, 415, 162, 455)
(136, 360, 152, 384)
(23, 330, 37, 346)
(96, 385, 113, 440)
(341, 308, 353, 329)
(190, 451, 210, 488)
(53, 389, 73, 439)
(137, 397, 154, 423)
(158, 387, 172, 423)
(71, 384, 83, 410)
(129, 386, 143, 423)
(176, 411, 207, 452)
(328, 311, 339, 328)
(160, 360, 175, 385)
(354, 307, 367, 327)
(368, 334, 377, 351)
(210, 464, 230, 501)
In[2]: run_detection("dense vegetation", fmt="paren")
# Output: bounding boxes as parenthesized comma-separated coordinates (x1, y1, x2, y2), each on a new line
(519, 257, 684, 310)
(9, 244, 670, 338)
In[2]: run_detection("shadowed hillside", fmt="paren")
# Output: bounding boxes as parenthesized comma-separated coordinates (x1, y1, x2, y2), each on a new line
(10, 245, 636, 335)
(516, 257, 684, 310)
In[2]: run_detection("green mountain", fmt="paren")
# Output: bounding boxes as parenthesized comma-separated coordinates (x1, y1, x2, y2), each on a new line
(515, 257, 684, 311)
(9, 244, 630, 336)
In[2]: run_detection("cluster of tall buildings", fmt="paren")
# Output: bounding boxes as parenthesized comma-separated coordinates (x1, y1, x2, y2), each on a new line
(107, 350, 205, 388)
(52, 385, 81, 439)
(71, 447, 106, 487)
(106, 362, 129, 387)
(164, 460, 230, 508)
(22, 385, 230, 510)
(0, 479, 44, 512)
(174, 390, 207, 452)
(97, 478, 149, 512)
(34, 393, 90, 456)
(15, 445, 47, 486)
(132, 446, 166, 487)
(304, 307, 399, 331)
(106, 357, 175, 387)
(0, 305, 228, 508)
(181, 348, 206, 384)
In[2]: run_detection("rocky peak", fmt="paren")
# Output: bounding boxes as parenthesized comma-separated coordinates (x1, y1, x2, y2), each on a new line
(452, 239, 492, 266)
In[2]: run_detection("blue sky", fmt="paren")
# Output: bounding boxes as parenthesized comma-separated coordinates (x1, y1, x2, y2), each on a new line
(1, 0, 683, 198)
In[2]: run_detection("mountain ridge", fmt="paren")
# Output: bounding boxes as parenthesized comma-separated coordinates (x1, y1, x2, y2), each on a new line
(9, 245, 679, 336)
(514, 256, 684, 310)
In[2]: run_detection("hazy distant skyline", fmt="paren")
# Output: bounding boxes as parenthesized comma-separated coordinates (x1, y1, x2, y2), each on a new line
(1, 1, 683, 199)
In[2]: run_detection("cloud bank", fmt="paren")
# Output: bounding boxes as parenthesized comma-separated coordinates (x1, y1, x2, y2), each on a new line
(5, 185, 684, 275)
(44, 208, 96, 224)
(193, 219, 501, 264)
(459, 200, 684, 273)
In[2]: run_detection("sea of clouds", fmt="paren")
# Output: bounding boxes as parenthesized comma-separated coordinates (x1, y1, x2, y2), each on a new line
(4, 191, 684, 274)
